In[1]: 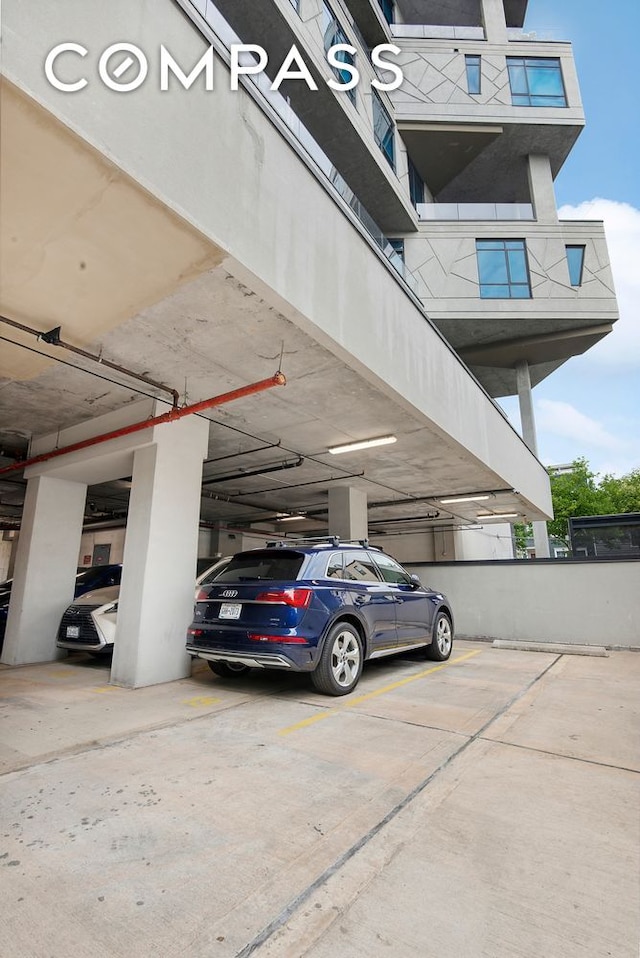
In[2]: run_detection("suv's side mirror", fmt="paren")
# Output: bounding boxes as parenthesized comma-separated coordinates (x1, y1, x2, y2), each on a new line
(409, 574, 422, 589)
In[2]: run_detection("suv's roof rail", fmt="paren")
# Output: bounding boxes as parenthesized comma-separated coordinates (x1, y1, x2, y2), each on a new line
(266, 536, 378, 550)
(267, 536, 341, 548)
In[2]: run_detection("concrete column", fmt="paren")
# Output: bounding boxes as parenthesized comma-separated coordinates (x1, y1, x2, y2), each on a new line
(527, 155, 558, 224)
(1, 475, 86, 665)
(515, 360, 550, 558)
(515, 360, 537, 456)
(110, 414, 209, 688)
(328, 486, 368, 541)
(481, 0, 508, 42)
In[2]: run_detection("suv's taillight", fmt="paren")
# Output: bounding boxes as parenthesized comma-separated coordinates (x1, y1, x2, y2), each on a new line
(255, 588, 312, 608)
(196, 589, 209, 600)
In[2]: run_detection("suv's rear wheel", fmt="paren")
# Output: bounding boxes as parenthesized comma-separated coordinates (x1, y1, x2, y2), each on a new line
(311, 623, 363, 696)
(207, 660, 251, 678)
(425, 612, 453, 661)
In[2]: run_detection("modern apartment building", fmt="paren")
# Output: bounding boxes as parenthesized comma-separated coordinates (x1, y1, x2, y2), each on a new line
(0, 0, 618, 683)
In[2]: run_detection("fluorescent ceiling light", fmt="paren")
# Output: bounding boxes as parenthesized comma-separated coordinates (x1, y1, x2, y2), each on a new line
(328, 435, 397, 455)
(477, 513, 519, 520)
(440, 494, 491, 504)
(276, 514, 306, 522)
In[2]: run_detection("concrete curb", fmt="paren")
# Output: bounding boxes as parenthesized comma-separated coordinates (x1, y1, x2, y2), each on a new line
(492, 640, 608, 657)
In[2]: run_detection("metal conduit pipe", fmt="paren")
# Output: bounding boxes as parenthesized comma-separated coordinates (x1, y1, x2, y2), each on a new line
(202, 457, 303, 486)
(0, 372, 286, 477)
(0, 315, 181, 408)
(230, 470, 365, 498)
(203, 441, 282, 465)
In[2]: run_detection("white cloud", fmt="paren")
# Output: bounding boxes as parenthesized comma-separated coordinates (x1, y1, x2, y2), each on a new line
(558, 199, 640, 368)
(535, 399, 625, 451)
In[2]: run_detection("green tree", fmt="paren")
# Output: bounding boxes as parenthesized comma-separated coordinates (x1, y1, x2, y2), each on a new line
(599, 468, 640, 514)
(547, 459, 640, 546)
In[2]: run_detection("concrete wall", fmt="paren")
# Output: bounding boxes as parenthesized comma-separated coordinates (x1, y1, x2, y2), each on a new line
(0, 537, 14, 581)
(393, 40, 582, 121)
(78, 528, 127, 567)
(407, 220, 617, 321)
(407, 559, 640, 649)
(454, 523, 514, 560)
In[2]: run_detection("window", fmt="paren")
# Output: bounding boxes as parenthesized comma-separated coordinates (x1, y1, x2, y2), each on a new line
(373, 91, 395, 169)
(566, 245, 585, 286)
(476, 239, 531, 298)
(214, 551, 305, 582)
(288, 0, 300, 12)
(388, 238, 404, 259)
(465, 55, 481, 95)
(325, 553, 344, 578)
(387, 238, 404, 272)
(408, 157, 425, 207)
(378, 0, 395, 24)
(342, 551, 383, 582)
(323, 1, 357, 105)
(507, 57, 566, 107)
(372, 553, 413, 585)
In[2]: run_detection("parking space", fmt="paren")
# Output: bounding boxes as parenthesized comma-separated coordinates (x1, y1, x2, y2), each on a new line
(1, 643, 638, 958)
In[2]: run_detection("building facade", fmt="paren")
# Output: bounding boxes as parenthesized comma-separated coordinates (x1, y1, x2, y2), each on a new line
(0, 0, 618, 683)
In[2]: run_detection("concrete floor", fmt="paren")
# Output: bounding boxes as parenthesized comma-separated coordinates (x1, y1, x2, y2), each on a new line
(0, 642, 638, 958)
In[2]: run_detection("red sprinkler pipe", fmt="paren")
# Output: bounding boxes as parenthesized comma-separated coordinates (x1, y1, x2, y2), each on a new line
(0, 372, 286, 477)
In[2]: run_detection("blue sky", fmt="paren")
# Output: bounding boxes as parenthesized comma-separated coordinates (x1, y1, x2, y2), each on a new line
(497, 0, 640, 477)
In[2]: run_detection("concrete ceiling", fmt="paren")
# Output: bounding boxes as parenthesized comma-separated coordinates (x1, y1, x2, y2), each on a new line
(0, 81, 223, 383)
(0, 76, 538, 534)
(399, 124, 503, 196)
(394, 0, 527, 29)
(396, 0, 483, 27)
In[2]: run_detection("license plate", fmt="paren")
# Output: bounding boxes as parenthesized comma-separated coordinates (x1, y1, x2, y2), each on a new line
(219, 603, 242, 620)
(66, 625, 80, 638)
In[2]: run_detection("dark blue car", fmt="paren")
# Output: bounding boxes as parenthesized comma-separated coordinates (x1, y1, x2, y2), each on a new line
(187, 539, 453, 696)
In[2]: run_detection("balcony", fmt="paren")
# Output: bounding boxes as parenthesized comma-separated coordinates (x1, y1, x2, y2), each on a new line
(392, 36, 583, 204)
(417, 202, 534, 221)
(391, 24, 485, 39)
(404, 220, 619, 396)
(188, 1, 420, 293)
(196, 0, 416, 232)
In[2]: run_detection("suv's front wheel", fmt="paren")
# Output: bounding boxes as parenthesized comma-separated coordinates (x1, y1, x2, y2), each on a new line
(311, 623, 363, 696)
(425, 611, 453, 661)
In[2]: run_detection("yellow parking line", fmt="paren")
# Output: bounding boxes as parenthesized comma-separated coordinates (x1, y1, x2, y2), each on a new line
(279, 649, 482, 736)
(184, 695, 221, 708)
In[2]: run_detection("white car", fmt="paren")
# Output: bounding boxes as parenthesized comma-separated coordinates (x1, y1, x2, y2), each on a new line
(57, 558, 230, 655)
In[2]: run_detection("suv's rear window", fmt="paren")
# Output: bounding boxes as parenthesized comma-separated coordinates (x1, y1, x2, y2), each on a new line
(214, 551, 305, 582)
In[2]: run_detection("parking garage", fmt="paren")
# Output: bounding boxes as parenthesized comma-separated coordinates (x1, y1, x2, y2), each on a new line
(1, 38, 551, 684)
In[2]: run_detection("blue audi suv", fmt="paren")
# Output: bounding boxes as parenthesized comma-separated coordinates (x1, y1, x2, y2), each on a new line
(186, 539, 454, 696)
